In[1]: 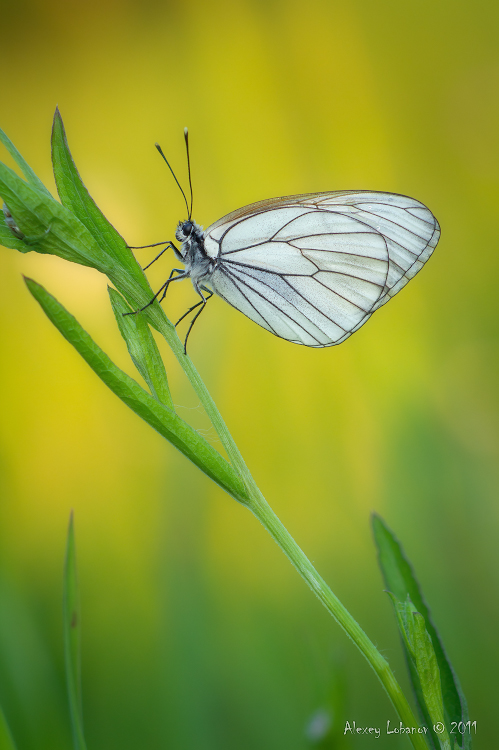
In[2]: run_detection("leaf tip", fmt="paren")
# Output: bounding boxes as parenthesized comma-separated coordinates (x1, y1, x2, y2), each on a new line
(23, 275, 38, 290)
(370, 512, 384, 534)
(51, 106, 66, 146)
(66, 509, 75, 543)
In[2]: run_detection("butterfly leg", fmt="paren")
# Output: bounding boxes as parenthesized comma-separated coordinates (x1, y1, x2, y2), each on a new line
(142, 244, 176, 270)
(181, 287, 214, 355)
(123, 268, 188, 316)
(158, 268, 189, 303)
(175, 289, 214, 328)
(128, 240, 170, 248)
(127, 240, 180, 270)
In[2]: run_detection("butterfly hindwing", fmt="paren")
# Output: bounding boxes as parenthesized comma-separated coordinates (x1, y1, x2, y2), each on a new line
(203, 191, 440, 347)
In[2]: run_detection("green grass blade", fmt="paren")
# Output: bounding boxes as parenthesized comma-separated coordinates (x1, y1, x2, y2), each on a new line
(389, 595, 452, 750)
(372, 515, 471, 750)
(0, 706, 18, 750)
(63, 512, 87, 750)
(51, 108, 147, 283)
(0, 126, 52, 198)
(25, 277, 248, 504)
(108, 287, 174, 409)
(0, 160, 111, 271)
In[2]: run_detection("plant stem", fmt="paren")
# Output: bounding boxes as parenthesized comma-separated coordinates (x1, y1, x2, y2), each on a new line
(140, 299, 430, 750)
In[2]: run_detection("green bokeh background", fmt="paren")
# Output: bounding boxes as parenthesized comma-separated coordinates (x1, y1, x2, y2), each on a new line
(0, 0, 498, 748)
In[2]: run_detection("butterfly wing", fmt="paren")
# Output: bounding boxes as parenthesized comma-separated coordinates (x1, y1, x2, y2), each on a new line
(203, 191, 440, 347)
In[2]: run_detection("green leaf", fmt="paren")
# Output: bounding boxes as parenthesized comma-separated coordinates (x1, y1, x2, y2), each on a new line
(411, 612, 452, 750)
(0, 125, 52, 198)
(387, 593, 417, 658)
(49, 107, 172, 333)
(0, 706, 18, 750)
(51, 107, 150, 291)
(63, 512, 88, 750)
(372, 515, 471, 750)
(108, 287, 174, 409)
(0, 160, 111, 271)
(25, 277, 248, 504)
(389, 596, 452, 750)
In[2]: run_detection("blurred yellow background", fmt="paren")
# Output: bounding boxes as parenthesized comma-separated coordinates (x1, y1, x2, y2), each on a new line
(0, 0, 498, 748)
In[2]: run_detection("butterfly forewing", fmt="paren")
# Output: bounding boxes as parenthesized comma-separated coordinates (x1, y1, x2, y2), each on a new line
(203, 190, 440, 347)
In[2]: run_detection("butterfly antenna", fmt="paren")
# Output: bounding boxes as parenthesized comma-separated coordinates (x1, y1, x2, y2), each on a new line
(184, 127, 193, 221)
(155, 142, 190, 219)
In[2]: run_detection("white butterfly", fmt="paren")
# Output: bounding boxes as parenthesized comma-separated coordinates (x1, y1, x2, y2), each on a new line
(132, 137, 440, 351)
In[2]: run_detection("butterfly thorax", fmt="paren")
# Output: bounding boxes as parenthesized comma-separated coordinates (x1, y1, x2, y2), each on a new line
(175, 219, 214, 287)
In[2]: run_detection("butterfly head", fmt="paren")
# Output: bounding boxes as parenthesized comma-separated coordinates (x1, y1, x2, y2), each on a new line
(175, 219, 204, 254)
(175, 220, 193, 243)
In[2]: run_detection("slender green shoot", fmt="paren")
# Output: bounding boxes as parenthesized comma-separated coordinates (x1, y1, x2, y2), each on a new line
(63, 512, 87, 750)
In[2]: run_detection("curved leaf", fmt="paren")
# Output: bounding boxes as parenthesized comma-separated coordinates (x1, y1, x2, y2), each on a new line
(372, 515, 470, 750)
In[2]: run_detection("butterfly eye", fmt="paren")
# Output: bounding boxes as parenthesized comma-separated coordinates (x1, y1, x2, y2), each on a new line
(183, 221, 193, 235)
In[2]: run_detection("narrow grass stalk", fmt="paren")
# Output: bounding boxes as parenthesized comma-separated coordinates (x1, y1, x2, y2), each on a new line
(63, 512, 88, 750)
